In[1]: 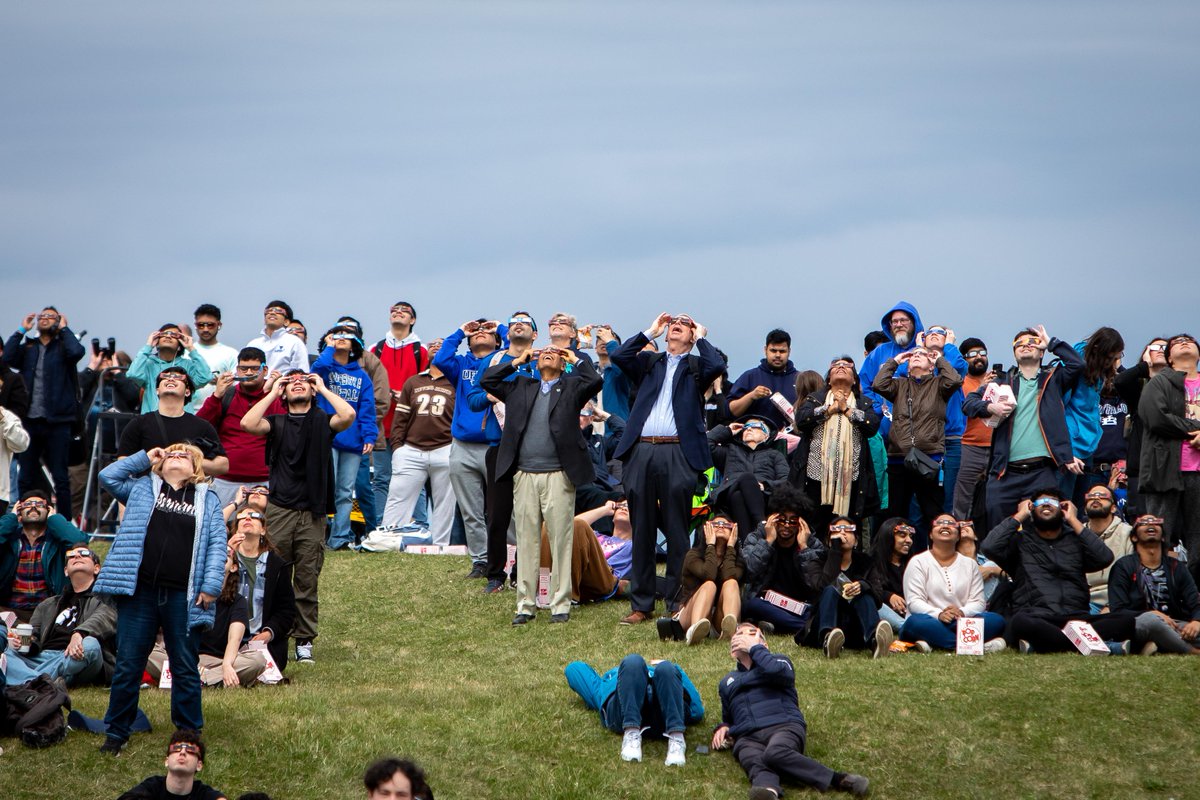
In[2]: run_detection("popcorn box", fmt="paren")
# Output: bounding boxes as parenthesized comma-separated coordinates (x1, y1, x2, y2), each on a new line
(982, 382, 1015, 404)
(248, 640, 284, 684)
(1063, 620, 1109, 656)
(956, 617, 984, 656)
(404, 545, 469, 556)
(770, 392, 795, 420)
(536, 568, 551, 609)
(504, 544, 517, 576)
(762, 590, 808, 617)
(159, 658, 173, 689)
(0, 611, 16, 631)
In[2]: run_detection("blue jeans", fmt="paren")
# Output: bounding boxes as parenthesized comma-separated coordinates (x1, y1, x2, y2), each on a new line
(941, 438, 962, 513)
(105, 585, 201, 741)
(877, 604, 906, 634)
(355, 447, 393, 531)
(742, 595, 812, 635)
(3, 636, 103, 686)
(900, 611, 1006, 650)
(565, 655, 686, 736)
(329, 448, 363, 548)
(817, 585, 882, 648)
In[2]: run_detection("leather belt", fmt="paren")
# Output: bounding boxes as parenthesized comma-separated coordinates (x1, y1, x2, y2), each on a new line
(640, 436, 680, 444)
(1008, 458, 1053, 474)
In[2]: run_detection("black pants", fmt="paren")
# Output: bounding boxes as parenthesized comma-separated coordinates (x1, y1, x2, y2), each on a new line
(1009, 610, 1137, 653)
(984, 464, 1057, 539)
(716, 473, 767, 539)
(732, 721, 835, 794)
(623, 442, 697, 613)
(884, 462, 944, 552)
(18, 418, 73, 519)
(484, 445, 515, 581)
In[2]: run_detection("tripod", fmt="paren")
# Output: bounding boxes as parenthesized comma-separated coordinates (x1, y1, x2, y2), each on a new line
(78, 367, 137, 539)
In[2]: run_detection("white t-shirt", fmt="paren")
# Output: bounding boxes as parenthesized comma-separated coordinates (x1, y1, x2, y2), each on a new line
(192, 342, 240, 404)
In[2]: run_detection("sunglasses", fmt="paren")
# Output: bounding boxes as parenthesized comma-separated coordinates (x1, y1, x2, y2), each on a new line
(236, 364, 265, 374)
(964, 349, 987, 358)
(612, 502, 628, 511)
(893, 524, 916, 535)
(1084, 492, 1111, 501)
(670, 315, 696, 327)
(286, 327, 306, 336)
(158, 373, 185, 383)
(829, 360, 854, 369)
(391, 305, 414, 314)
(743, 422, 767, 432)
(37, 313, 60, 321)
(264, 307, 288, 315)
(777, 515, 802, 527)
(163, 450, 192, 460)
(194, 321, 219, 329)
(1032, 497, 1061, 508)
(168, 743, 202, 756)
(548, 317, 574, 326)
(66, 547, 95, 559)
(710, 520, 735, 530)
(926, 327, 947, 337)
(1013, 337, 1041, 348)
(933, 518, 966, 528)
(1134, 515, 1165, 526)
(248, 486, 270, 495)
(19, 500, 48, 509)
(829, 523, 856, 532)
(236, 511, 265, 522)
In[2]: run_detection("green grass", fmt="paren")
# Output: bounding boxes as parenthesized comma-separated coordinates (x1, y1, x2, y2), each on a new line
(7, 551, 1200, 799)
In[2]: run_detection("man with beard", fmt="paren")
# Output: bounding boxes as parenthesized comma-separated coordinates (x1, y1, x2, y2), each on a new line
(190, 304, 239, 406)
(1113, 337, 1169, 517)
(1108, 514, 1200, 655)
(951, 337, 994, 520)
(128, 323, 214, 413)
(1081, 484, 1132, 612)
(740, 483, 826, 637)
(982, 488, 1136, 653)
(197, 347, 285, 507)
(241, 369, 355, 664)
(0, 491, 88, 621)
(1137, 333, 1200, 582)
(611, 312, 725, 624)
(963, 326, 1084, 529)
(729, 329, 799, 429)
(859, 301, 923, 440)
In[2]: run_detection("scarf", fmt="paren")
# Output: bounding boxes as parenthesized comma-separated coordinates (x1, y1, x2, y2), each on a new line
(820, 390, 857, 516)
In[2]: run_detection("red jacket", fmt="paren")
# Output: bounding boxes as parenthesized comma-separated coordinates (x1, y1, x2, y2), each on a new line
(374, 339, 428, 440)
(197, 388, 285, 482)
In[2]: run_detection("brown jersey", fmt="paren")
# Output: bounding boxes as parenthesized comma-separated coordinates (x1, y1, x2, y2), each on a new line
(389, 372, 455, 451)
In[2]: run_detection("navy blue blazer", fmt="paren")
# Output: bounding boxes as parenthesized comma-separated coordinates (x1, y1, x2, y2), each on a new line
(611, 333, 724, 471)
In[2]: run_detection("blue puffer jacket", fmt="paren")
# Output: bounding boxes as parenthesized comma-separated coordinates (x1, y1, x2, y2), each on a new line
(93, 451, 227, 631)
(718, 644, 807, 737)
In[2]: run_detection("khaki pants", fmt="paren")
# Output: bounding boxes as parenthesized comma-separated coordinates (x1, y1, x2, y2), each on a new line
(540, 517, 619, 603)
(514, 470, 575, 616)
(146, 643, 268, 686)
(266, 502, 326, 642)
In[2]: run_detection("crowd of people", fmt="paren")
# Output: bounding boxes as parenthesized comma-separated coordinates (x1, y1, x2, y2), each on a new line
(1, 296, 1198, 797)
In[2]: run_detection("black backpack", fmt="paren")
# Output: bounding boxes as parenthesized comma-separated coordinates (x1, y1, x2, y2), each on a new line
(2, 674, 71, 748)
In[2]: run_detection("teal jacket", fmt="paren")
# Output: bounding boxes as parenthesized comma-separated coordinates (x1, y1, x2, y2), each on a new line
(0, 513, 88, 605)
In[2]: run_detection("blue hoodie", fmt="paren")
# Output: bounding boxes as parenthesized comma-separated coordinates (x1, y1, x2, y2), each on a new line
(858, 301, 967, 441)
(433, 329, 494, 444)
(313, 348, 378, 452)
(466, 349, 539, 445)
(1061, 340, 1103, 460)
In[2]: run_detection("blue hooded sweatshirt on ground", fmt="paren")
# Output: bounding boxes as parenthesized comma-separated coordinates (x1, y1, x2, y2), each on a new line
(312, 348, 377, 452)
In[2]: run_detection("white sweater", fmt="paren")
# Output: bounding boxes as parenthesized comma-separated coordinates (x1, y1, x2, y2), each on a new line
(903, 550, 985, 618)
(0, 408, 30, 502)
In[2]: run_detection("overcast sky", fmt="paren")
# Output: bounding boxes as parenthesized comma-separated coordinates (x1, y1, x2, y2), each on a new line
(2, 2, 1197, 377)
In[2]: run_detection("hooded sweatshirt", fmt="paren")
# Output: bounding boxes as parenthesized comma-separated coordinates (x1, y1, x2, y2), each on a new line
(312, 347, 378, 452)
(433, 329, 494, 444)
(730, 358, 799, 429)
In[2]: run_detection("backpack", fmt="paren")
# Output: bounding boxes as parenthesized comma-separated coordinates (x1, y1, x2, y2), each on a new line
(372, 340, 426, 374)
(2, 674, 71, 748)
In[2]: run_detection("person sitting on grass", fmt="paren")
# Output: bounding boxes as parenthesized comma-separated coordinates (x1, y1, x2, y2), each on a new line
(117, 729, 228, 800)
(712, 622, 869, 799)
(363, 757, 435, 800)
(145, 562, 268, 689)
(707, 416, 790, 535)
(565, 653, 704, 767)
(899, 513, 1007, 653)
(537, 505, 631, 605)
(866, 517, 915, 635)
(812, 517, 894, 659)
(982, 487, 1137, 654)
(657, 514, 745, 645)
(227, 506, 296, 673)
(1107, 514, 1200, 655)
(954, 519, 1004, 601)
(740, 483, 826, 637)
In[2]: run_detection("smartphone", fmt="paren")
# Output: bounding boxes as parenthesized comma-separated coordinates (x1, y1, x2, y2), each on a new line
(991, 362, 1003, 375)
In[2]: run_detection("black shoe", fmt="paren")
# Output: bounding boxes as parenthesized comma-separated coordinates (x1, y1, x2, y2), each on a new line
(838, 773, 869, 796)
(466, 562, 487, 579)
(550, 613, 570, 624)
(656, 616, 685, 641)
(99, 736, 127, 756)
(483, 579, 506, 594)
(512, 613, 535, 626)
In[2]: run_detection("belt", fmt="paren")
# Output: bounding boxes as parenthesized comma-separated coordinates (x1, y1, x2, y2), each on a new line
(1008, 458, 1053, 474)
(640, 436, 680, 444)
(1093, 462, 1114, 473)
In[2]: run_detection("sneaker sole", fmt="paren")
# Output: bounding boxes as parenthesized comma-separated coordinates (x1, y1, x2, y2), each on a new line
(824, 629, 844, 659)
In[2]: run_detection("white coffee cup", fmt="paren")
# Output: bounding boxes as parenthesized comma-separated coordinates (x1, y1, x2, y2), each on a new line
(14, 623, 34, 654)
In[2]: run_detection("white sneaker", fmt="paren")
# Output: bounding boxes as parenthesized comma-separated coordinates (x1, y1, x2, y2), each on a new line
(685, 618, 710, 646)
(823, 628, 844, 659)
(665, 732, 686, 766)
(914, 640, 932, 654)
(984, 637, 1007, 654)
(295, 641, 314, 663)
(872, 620, 894, 659)
(620, 728, 643, 762)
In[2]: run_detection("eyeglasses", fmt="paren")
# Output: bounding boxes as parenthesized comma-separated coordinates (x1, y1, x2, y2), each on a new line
(1084, 491, 1111, 501)
(612, 502, 628, 511)
(194, 321, 219, 329)
(1032, 497, 1061, 509)
(548, 316, 574, 326)
(933, 518, 963, 528)
(777, 515, 801, 527)
(158, 373, 185, 384)
(66, 547, 94, 559)
(964, 349, 987, 358)
(1013, 337, 1040, 348)
(168, 743, 202, 756)
(330, 333, 356, 341)
(236, 511, 265, 522)
(1147, 344, 1167, 352)
(743, 422, 767, 432)
(286, 327, 306, 337)
(1134, 515, 1165, 526)
(37, 313, 60, 320)
(710, 520, 735, 530)
(893, 524, 916, 535)
(248, 486, 270, 496)
(236, 364, 265, 374)
(163, 450, 192, 461)
(508, 316, 534, 326)
(670, 315, 695, 327)
(264, 306, 288, 316)
(829, 360, 854, 369)
(19, 500, 48, 509)
(390, 305, 414, 314)
(829, 523, 856, 532)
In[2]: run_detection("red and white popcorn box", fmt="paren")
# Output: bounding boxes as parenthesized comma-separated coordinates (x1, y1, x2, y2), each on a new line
(762, 590, 808, 618)
(504, 544, 517, 575)
(248, 640, 284, 684)
(405, 545, 469, 556)
(535, 568, 551, 609)
(159, 658, 173, 689)
(770, 392, 795, 421)
(0, 611, 16, 631)
(1063, 620, 1109, 656)
(956, 617, 984, 656)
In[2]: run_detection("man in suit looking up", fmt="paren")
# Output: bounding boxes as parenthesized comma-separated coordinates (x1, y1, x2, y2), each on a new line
(610, 313, 725, 625)
(481, 346, 603, 625)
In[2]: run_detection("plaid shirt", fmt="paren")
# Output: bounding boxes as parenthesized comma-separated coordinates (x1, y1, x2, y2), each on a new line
(10, 533, 48, 610)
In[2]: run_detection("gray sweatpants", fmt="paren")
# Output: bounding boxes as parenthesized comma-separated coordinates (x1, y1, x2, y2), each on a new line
(449, 439, 489, 562)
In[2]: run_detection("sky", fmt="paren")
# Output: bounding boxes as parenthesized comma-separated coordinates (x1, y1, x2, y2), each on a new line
(2, 1, 1198, 377)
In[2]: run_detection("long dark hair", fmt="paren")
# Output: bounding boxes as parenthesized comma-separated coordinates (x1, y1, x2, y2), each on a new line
(871, 517, 912, 574)
(1083, 326, 1124, 387)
